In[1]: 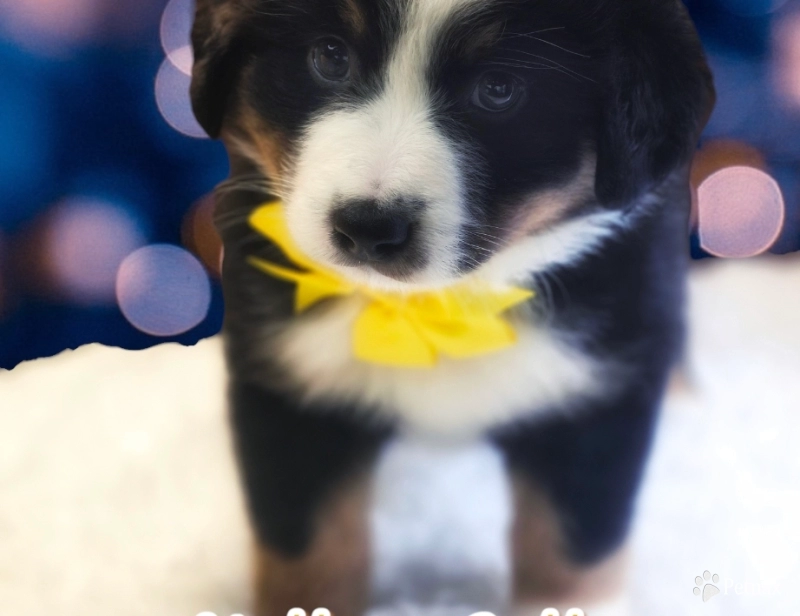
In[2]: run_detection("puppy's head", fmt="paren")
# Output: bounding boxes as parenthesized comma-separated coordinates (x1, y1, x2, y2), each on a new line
(192, 0, 714, 290)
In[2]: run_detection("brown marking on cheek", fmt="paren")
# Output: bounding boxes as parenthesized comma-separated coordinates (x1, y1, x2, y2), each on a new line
(252, 476, 372, 616)
(197, 0, 255, 49)
(508, 156, 598, 241)
(510, 192, 579, 240)
(223, 106, 288, 184)
(339, 0, 367, 37)
(511, 478, 628, 610)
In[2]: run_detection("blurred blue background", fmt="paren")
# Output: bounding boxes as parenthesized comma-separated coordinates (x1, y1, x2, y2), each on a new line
(1, 0, 799, 370)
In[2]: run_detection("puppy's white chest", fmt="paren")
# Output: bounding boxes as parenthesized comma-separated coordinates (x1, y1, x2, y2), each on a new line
(271, 296, 603, 436)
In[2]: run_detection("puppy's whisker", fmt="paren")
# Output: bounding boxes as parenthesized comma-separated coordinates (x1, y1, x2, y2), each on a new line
(489, 59, 592, 83)
(513, 26, 567, 36)
(483, 61, 576, 78)
(496, 49, 595, 82)
(504, 34, 591, 58)
(466, 222, 508, 233)
(464, 227, 510, 246)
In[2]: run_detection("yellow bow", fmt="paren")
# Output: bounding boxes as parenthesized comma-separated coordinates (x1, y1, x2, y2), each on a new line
(248, 202, 534, 368)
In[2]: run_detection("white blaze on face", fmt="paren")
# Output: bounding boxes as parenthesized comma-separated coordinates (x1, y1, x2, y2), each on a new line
(284, 0, 489, 289)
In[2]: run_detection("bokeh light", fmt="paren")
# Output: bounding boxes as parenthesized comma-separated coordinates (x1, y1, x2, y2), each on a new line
(160, 0, 194, 76)
(692, 140, 768, 188)
(697, 166, 785, 258)
(38, 198, 146, 304)
(773, 11, 800, 109)
(182, 194, 223, 276)
(0, 0, 164, 54)
(116, 244, 211, 336)
(0, 0, 100, 53)
(155, 57, 207, 139)
(690, 139, 768, 227)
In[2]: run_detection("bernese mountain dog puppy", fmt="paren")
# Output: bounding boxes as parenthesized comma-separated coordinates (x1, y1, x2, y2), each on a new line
(190, 1, 714, 614)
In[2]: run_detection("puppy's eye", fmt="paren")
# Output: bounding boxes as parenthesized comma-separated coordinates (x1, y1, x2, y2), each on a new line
(472, 71, 524, 112)
(310, 38, 351, 83)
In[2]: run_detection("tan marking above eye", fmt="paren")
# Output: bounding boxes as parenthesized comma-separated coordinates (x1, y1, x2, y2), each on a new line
(339, 0, 367, 37)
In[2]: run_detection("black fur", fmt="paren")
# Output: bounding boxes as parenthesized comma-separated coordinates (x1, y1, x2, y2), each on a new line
(231, 378, 391, 556)
(193, 0, 714, 591)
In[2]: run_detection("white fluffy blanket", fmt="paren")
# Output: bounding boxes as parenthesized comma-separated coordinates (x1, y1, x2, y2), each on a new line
(1, 257, 799, 616)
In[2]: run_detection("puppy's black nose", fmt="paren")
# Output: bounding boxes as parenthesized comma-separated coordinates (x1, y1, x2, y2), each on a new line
(331, 201, 414, 263)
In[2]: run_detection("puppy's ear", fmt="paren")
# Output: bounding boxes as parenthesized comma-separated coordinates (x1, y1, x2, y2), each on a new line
(190, 0, 246, 139)
(595, 0, 715, 205)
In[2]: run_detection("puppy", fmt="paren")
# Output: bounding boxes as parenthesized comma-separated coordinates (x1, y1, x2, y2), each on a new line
(190, 1, 714, 614)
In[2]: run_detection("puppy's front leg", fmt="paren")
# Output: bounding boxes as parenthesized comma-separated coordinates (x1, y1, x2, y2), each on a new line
(230, 381, 392, 616)
(494, 384, 663, 615)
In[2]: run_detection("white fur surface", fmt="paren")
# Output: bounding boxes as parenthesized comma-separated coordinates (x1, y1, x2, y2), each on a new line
(274, 294, 603, 437)
(2, 256, 800, 616)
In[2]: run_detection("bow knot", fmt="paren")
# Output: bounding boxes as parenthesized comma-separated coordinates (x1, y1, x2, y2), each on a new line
(248, 203, 533, 368)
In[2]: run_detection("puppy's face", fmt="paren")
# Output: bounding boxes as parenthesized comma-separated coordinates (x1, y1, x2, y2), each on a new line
(192, 0, 714, 289)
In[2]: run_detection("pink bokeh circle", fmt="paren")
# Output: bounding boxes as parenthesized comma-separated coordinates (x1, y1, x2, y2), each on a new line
(697, 166, 785, 258)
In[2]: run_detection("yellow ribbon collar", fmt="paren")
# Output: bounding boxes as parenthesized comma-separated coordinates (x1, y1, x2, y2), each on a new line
(248, 202, 533, 368)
